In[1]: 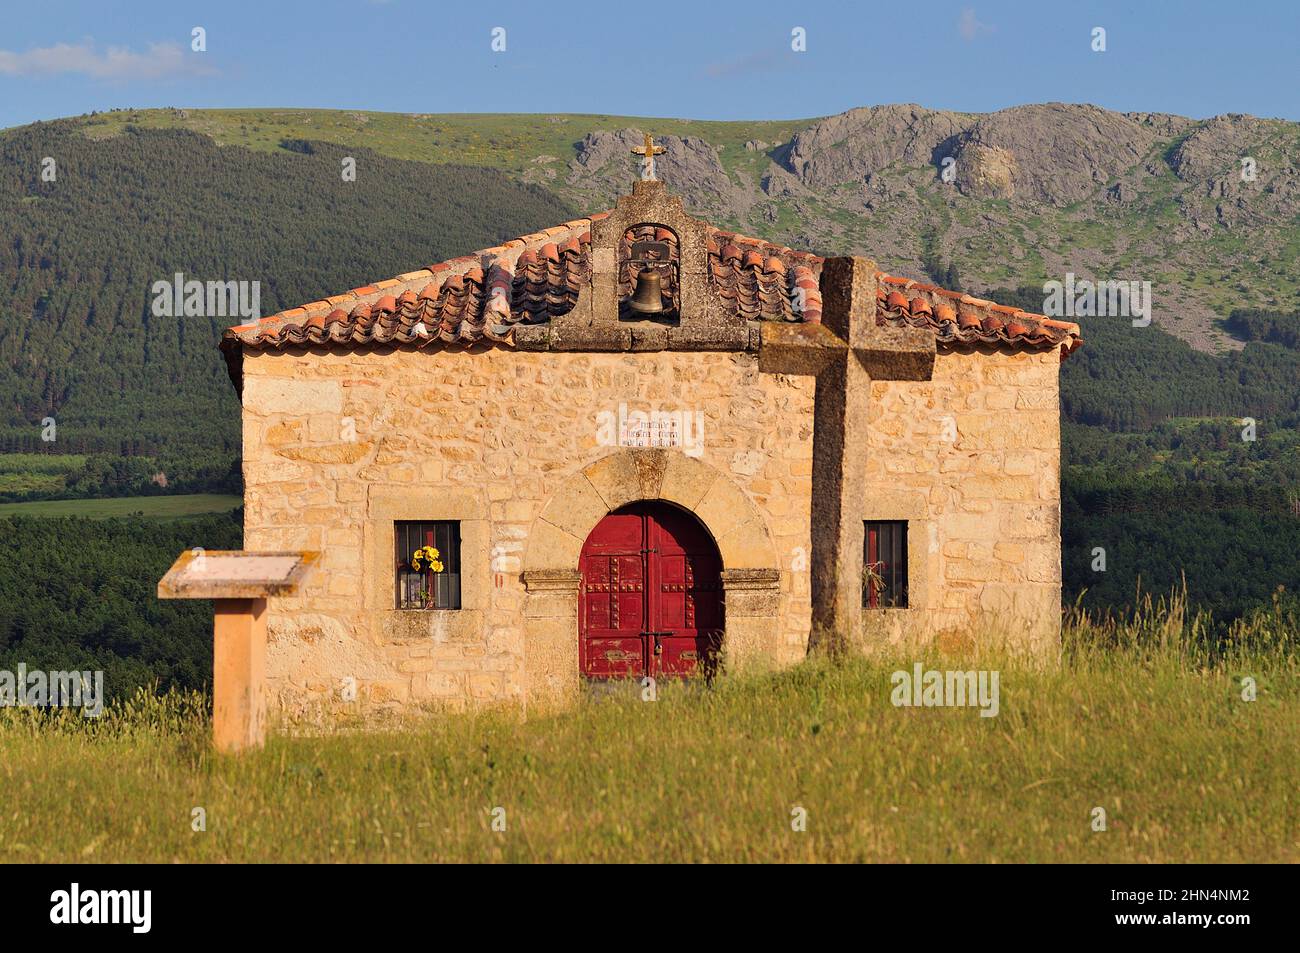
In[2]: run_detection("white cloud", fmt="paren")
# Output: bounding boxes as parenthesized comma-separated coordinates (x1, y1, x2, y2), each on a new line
(0, 41, 214, 81)
(958, 8, 995, 42)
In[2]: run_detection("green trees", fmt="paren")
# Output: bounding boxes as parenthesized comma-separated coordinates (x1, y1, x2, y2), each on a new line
(0, 122, 576, 488)
(984, 289, 1300, 620)
(0, 511, 242, 698)
(1225, 308, 1300, 349)
(0, 122, 585, 694)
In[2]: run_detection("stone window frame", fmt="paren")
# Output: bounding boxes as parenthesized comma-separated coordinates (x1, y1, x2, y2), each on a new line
(394, 519, 463, 611)
(366, 488, 488, 644)
(858, 499, 933, 625)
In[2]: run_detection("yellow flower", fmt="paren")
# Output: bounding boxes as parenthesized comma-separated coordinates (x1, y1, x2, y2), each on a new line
(411, 546, 443, 573)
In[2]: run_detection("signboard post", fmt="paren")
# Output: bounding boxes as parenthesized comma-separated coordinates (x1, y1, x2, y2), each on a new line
(158, 550, 318, 752)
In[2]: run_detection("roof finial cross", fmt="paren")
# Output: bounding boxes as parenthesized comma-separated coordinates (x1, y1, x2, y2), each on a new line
(631, 133, 666, 181)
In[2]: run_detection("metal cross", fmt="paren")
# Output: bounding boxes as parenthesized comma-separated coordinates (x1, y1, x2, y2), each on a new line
(631, 133, 666, 181)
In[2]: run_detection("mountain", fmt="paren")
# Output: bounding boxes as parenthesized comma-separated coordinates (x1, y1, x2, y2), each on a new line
(565, 103, 1300, 353)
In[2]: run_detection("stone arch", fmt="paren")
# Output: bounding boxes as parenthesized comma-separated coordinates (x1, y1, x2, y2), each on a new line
(521, 449, 785, 702)
(522, 448, 778, 573)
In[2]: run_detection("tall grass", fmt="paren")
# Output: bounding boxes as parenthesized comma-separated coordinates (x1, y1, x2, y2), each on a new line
(0, 603, 1295, 863)
(1064, 580, 1299, 667)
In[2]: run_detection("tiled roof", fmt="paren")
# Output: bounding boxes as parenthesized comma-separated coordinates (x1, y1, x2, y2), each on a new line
(707, 230, 824, 323)
(224, 216, 597, 356)
(221, 214, 1081, 383)
(875, 274, 1082, 356)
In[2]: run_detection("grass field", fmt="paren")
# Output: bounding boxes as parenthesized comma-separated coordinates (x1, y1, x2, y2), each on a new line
(0, 493, 241, 520)
(0, 453, 86, 496)
(1, 597, 1294, 863)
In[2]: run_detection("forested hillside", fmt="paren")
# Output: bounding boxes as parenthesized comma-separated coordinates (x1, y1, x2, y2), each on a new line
(1225, 308, 1300, 349)
(977, 285, 1300, 616)
(0, 120, 575, 491)
(986, 286, 1300, 434)
(0, 511, 241, 699)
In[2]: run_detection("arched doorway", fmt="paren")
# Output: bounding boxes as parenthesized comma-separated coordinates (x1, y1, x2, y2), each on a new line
(578, 501, 723, 679)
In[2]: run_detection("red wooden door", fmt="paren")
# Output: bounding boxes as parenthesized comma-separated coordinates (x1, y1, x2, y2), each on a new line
(579, 502, 723, 679)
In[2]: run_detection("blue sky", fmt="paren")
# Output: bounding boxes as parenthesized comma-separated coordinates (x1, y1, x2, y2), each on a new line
(1, 0, 1296, 128)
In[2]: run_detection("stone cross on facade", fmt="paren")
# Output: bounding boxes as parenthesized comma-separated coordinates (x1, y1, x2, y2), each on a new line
(632, 133, 666, 181)
(759, 258, 936, 653)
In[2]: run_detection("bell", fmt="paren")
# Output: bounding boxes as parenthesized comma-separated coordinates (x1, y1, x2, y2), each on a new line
(628, 267, 665, 315)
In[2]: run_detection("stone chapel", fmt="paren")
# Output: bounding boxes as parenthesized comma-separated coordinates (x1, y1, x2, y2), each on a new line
(220, 171, 1081, 711)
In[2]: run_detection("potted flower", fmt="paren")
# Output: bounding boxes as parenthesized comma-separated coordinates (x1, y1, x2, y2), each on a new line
(862, 560, 886, 608)
(410, 545, 444, 609)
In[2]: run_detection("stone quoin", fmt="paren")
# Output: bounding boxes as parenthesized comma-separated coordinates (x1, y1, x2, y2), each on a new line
(220, 170, 1081, 713)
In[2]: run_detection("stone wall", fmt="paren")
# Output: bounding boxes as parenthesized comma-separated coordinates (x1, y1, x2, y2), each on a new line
(860, 346, 1062, 653)
(239, 341, 1061, 712)
(241, 345, 815, 712)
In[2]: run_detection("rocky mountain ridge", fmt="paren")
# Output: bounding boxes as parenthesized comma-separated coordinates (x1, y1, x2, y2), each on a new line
(561, 102, 1299, 350)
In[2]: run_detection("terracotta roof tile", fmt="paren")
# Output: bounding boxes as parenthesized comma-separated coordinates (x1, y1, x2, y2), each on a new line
(222, 210, 1081, 386)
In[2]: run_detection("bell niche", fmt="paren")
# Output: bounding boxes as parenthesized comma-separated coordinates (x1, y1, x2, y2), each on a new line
(546, 172, 745, 351)
(620, 224, 679, 322)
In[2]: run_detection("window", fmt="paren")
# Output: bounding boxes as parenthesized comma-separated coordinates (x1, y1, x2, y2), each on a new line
(395, 521, 461, 610)
(863, 521, 907, 609)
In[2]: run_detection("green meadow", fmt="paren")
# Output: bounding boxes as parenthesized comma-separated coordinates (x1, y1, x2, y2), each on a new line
(1, 595, 1294, 863)
(77, 107, 814, 179)
(0, 454, 87, 496)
